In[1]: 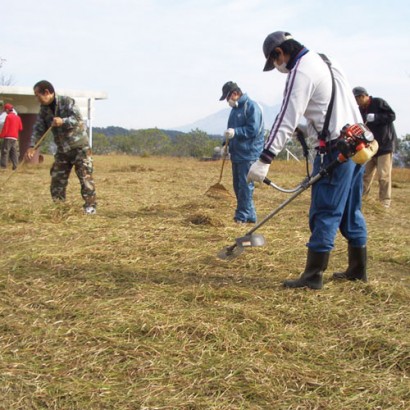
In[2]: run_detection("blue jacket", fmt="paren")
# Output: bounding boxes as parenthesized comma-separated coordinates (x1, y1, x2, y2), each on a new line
(227, 94, 264, 162)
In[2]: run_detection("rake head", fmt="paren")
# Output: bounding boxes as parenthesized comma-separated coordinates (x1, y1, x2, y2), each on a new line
(205, 183, 233, 198)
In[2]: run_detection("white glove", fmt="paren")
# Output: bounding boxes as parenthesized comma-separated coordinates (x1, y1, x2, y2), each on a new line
(224, 128, 235, 139)
(366, 113, 375, 123)
(247, 159, 270, 183)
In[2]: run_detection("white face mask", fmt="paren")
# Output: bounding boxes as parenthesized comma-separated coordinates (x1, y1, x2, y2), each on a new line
(228, 99, 238, 108)
(274, 61, 289, 74)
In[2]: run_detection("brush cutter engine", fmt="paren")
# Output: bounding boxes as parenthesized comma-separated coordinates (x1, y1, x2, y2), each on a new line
(337, 123, 377, 164)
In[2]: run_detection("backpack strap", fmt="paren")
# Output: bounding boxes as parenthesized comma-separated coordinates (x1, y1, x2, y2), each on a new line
(318, 53, 336, 155)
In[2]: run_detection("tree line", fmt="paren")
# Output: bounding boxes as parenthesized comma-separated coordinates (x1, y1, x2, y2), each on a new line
(91, 127, 221, 158)
(90, 126, 410, 167)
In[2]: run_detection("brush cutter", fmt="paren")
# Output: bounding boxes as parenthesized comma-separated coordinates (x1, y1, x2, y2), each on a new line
(217, 123, 375, 260)
(217, 157, 343, 260)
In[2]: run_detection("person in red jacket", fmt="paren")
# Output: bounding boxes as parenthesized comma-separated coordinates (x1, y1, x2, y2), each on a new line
(0, 103, 23, 170)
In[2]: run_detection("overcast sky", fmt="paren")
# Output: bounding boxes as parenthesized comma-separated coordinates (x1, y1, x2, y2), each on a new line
(2, 0, 409, 136)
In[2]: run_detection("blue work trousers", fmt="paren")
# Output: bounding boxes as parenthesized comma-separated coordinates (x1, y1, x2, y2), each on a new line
(308, 151, 367, 252)
(232, 161, 256, 223)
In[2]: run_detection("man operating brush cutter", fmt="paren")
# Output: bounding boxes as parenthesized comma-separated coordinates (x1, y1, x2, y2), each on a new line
(218, 124, 377, 262)
(237, 31, 378, 290)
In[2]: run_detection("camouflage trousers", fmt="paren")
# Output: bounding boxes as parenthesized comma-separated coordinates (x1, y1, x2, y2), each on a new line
(50, 147, 96, 208)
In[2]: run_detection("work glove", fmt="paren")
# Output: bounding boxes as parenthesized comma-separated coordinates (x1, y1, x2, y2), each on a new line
(247, 159, 270, 183)
(366, 113, 375, 123)
(224, 128, 235, 139)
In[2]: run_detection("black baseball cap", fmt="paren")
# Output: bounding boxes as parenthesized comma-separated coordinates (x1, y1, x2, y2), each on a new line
(352, 86, 368, 97)
(219, 81, 239, 101)
(262, 31, 293, 71)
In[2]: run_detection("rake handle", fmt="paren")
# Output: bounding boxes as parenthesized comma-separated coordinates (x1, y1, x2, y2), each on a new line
(0, 126, 53, 187)
(19, 126, 53, 168)
(28, 126, 53, 156)
(217, 135, 230, 184)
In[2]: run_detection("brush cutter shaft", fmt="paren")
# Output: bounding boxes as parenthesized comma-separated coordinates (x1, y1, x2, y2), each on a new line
(263, 177, 306, 193)
(217, 157, 343, 260)
(245, 157, 342, 236)
(246, 184, 308, 236)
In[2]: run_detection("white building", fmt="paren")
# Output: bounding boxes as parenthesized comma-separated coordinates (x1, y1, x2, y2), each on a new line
(0, 86, 107, 162)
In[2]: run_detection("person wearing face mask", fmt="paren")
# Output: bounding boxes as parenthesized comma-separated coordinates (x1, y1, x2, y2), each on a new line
(352, 86, 397, 208)
(247, 31, 367, 290)
(219, 81, 265, 224)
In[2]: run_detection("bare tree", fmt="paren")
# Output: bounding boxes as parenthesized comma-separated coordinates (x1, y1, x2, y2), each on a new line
(0, 57, 15, 85)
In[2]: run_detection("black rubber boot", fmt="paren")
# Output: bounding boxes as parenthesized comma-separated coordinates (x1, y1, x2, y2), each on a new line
(283, 250, 330, 290)
(332, 245, 367, 282)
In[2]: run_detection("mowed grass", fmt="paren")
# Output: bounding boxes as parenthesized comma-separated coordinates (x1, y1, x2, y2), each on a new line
(0, 155, 409, 410)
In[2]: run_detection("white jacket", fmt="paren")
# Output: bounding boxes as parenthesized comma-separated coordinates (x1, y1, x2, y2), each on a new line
(264, 51, 362, 157)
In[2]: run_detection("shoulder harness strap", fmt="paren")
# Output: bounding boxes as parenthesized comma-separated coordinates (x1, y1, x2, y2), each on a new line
(318, 53, 336, 153)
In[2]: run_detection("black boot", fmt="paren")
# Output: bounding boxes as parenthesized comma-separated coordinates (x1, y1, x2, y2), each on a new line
(283, 250, 330, 290)
(332, 245, 367, 282)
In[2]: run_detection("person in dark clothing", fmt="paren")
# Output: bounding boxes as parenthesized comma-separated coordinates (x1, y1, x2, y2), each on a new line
(353, 86, 397, 208)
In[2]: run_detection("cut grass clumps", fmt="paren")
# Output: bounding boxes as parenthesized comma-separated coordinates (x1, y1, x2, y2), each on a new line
(186, 212, 224, 227)
(0, 154, 409, 409)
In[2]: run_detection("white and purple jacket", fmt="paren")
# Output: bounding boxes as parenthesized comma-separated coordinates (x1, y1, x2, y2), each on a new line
(260, 49, 362, 163)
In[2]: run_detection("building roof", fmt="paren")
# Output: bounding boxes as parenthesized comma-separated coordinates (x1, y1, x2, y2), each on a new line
(0, 86, 107, 115)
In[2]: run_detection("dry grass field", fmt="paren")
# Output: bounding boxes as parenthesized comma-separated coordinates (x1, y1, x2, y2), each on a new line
(0, 154, 409, 410)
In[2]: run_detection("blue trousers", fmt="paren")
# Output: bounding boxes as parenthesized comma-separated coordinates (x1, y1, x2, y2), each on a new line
(232, 161, 256, 223)
(308, 151, 367, 252)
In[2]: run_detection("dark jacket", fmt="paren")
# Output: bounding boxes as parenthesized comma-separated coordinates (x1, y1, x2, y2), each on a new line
(30, 95, 89, 153)
(359, 97, 397, 156)
(227, 94, 264, 162)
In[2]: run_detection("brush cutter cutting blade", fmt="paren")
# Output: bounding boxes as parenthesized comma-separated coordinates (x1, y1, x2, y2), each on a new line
(217, 234, 265, 260)
(217, 245, 244, 260)
(236, 233, 266, 248)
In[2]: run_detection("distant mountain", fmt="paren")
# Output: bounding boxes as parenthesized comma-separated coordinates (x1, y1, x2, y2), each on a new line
(173, 102, 281, 135)
(93, 102, 281, 138)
